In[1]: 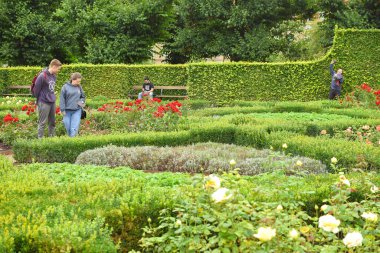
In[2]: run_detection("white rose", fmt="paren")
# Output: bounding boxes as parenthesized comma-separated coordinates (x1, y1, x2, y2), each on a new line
(254, 227, 276, 242)
(370, 185, 378, 193)
(175, 219, 182, 226)
(361, 125, 370, 130)
(229, 159, 236, 166)
(289, 229, 299, 239)
(331, 157, 338, 164)
(276, 204, 283, 211)
(282, 143, 288, 149)
(361, 212, 378, 222)
(296, 160, 303, 166)
(211, 188, 232, 203)
(339, 175, 350, 186)
(343, 232, 363, 248)
(320, 204, 329, 212)
(318, 214, 340, 233)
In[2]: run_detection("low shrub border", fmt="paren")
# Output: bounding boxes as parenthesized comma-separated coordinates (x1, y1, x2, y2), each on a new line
(13, 124, 380, 170)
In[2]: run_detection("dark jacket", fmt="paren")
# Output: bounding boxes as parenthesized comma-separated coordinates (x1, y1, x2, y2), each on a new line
(34, 68, 57, 104)
(330, 64, 344, 90)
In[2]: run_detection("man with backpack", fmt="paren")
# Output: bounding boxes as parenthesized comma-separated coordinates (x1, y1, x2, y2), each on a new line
(33, 59, 62, 138)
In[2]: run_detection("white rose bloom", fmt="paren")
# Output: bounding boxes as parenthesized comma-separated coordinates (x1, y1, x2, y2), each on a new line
(204, 174, 221, 189)
(320, 204, 329, 212)
(362, 125, 370, 130)
(175, 219, 182, 226)
(370, 185, 378, 193)
(211, 188, 232, 203)
(254, 227, 276, 242)
(318, 214, 340, 233)
(289, 229, 299, 239)
(229, 159, 236, 166)
(276, 204, 283, 211)
(331, 157, 338, 164)
(282, 143, 288, 149)
(296, 160, 303, 166)
(361, 212, 378, 222)
(339, 175, 350, 186)
(343, 232, 363, 248)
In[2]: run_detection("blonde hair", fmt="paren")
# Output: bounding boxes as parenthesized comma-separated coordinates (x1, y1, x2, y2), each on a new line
(70, 72, 82, 82)
(49, 59, 62, 67)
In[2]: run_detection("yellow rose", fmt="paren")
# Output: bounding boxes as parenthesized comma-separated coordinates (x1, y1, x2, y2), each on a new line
(204, 174, 221, 189)
(300, 226, 310, 235)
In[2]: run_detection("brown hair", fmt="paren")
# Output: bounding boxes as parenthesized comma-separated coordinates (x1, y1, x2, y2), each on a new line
(49, 59, 62, 68)
(70, 72, 82, 82)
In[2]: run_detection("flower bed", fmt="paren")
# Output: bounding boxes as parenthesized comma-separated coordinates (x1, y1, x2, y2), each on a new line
(0, 98, 184, 145)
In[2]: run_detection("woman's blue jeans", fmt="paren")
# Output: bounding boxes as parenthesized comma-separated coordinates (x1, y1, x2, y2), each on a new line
(63, 109, 82, 137)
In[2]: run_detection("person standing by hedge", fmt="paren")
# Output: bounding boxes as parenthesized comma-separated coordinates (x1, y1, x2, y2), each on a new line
(34, 59, 62, 138)
(138, 76, 154, 99)
(60, 73, 86, 137)
(329, 59, 344, 100)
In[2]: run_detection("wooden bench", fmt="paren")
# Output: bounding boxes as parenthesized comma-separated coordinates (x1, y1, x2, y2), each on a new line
(2, 85, 32, 96)
(131, 85, 188, 99)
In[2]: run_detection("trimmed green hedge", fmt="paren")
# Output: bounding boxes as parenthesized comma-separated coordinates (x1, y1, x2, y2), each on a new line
(0, 64, 187, 98)
(188, 29, 380, 103)
(13, 131, 191, 163)
(1, 29, 379, 101)
(13, 124, 380, 170)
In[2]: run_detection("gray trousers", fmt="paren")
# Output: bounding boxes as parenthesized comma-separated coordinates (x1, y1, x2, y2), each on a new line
(37, 102, 56, 138)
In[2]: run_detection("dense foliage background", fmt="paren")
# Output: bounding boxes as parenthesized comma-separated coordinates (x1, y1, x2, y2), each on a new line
(0, 0, 379, 66)
(1, 29, 379, 101)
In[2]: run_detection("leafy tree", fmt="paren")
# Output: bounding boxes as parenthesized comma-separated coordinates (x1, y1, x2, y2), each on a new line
(162, 0, 316, 63)
(0, 0, 64, 66)
(317, 0, 380, 48)
(0, 0, 174, 65)
(54, 0, 174, 64)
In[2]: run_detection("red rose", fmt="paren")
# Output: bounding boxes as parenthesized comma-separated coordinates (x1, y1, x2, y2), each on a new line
(3, 114, 13, 122)
(21, 105, 28, 111)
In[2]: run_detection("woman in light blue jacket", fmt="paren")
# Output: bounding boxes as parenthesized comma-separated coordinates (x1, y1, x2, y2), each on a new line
(60, 73, 85, 137)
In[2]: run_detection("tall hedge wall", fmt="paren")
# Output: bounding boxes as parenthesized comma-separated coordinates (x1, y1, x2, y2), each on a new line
(187, 29, 380, 103)
(0, 64, 187, 98)
(0, 29, 379, 101)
